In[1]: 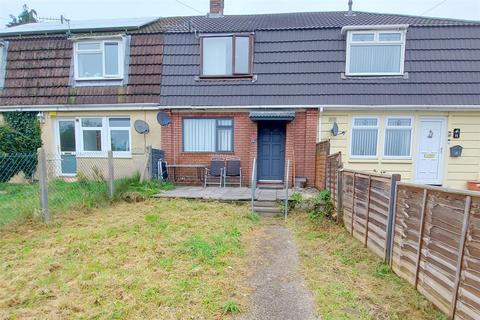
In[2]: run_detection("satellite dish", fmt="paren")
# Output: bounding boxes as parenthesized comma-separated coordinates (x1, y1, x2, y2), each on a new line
(157, 112, 171, 126)
(134, 120, 150, 134)
(331, 122, 339, 136)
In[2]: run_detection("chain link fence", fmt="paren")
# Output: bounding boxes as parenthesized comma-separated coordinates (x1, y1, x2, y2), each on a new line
(1, 148, 170, 226)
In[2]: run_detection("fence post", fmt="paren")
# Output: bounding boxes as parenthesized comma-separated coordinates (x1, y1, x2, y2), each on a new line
(350, 172, 356, 235)
(363, 175, 372, 247)
(336, 168, 343, 223)
(37, 148, 49, 223)
(449, 195, 472, 319)
(107, 150, 115, 198)
(385, 174, 401, 264)
(414, 188, 428, 289)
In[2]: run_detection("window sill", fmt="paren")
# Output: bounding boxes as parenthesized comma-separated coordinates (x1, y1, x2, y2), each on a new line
(75, 77, 123, 82)
(76, 152, 132, 159)
(348, 158, 379, 163)
(195, 75, 255, 81)
(181, 151, 235, 154)
(341, 72, 408, 80)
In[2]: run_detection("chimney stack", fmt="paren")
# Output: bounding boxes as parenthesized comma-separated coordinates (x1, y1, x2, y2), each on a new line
(209, 0, 224, 16)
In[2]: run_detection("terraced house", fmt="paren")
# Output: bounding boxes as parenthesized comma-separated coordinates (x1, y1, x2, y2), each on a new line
(1, 0, 480, 189)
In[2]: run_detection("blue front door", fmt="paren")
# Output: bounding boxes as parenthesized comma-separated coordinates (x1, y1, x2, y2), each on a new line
(257, 122, 286, 181)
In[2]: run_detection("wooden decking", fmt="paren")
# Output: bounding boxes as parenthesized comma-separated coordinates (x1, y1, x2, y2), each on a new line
(155, 186, 292, 202)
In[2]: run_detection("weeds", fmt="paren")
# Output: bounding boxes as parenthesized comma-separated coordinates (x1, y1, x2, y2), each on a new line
(246, 211, 260, 223)
(222, 300, 241, 314)
(289, 191, 303, 210)
(308, 190, 334, 222)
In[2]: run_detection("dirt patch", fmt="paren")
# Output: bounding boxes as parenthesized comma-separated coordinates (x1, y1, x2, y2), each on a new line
(238, 220, 319, 320)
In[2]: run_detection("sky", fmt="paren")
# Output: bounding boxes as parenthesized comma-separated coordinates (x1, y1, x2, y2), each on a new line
(0, 0, 479, 25)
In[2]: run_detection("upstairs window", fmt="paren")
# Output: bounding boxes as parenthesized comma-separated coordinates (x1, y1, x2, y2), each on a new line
(346, 30, 406, 76)
(201, 35, 252, 77)
(74, 40, 123, 80)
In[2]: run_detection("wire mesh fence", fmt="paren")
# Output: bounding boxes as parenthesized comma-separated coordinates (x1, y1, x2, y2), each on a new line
(1, 148, 170, 226)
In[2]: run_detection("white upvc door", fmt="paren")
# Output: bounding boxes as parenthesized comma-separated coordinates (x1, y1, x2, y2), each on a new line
(415, 117, 446, 185)
(55, 118, 78, 176)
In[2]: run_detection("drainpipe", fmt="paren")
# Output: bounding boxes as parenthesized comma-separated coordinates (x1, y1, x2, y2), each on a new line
(318, 106, 324, 142)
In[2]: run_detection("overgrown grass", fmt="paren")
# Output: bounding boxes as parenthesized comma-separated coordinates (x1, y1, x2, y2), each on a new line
(0, 174, 173, 226)
(287, 211, 447, 320)
(0, 199, 257, 319)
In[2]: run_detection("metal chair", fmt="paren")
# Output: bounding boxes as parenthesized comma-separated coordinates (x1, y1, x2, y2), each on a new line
(157, 160, 169, 181)
(224, 158, 242, 187)
(204, 158, 225, 187)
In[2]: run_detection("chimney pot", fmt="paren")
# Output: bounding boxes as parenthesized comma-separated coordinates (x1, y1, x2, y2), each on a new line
(210, 0, 224, 16)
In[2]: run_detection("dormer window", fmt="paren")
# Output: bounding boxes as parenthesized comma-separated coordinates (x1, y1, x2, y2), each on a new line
(346, 29, 406, 76)
(200, 34, 253, 77)
(74, 39, 124, 80)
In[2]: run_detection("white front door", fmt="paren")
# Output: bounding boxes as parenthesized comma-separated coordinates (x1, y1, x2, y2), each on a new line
(415, 117, 446, 185)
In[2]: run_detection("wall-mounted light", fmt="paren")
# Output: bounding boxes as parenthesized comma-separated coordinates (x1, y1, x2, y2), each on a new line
(36, 112, 45, 124)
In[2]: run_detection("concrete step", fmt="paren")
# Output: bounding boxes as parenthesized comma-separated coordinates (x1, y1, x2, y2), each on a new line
(253, 201, 277, 207)
(257, 182, 284, 190)
(253, 206, 283, 217)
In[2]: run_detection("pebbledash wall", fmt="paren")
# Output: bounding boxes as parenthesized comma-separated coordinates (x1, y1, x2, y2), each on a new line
(161, 109, 318, 187)
(319, 110, 480, 189)
(40, 110, 162, 179)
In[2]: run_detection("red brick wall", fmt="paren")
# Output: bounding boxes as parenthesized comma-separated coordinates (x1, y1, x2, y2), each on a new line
(161, 109, 318, 187)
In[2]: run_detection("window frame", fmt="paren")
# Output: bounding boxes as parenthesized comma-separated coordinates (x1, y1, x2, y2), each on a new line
(73, 39, 124, 80)
(345, 29, 406, 76)
(182, 117, 234, 152)
(77, 116, 131, 157)
(349, 116, 380, 159)
(383, 116, 414, 159)
(199, 34, 254, 78)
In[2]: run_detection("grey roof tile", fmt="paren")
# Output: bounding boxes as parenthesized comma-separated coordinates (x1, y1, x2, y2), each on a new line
(160, 25, 480, 106)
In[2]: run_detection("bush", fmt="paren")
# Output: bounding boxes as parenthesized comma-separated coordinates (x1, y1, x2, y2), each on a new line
(0, 112, 42, 182)
(308, 190, 334, 222)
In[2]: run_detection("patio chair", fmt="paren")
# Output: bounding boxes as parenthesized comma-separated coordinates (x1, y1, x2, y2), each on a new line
(157, 159, 169, 181)
(224, 158, 242, 187)
(204, 158, 225, 188)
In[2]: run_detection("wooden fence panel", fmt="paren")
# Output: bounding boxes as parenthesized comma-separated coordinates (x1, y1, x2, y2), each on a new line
(325, 152, 342, 207)
(341, 169, 394, 259)
(314, 140, 330, 190)
(454, 196, 480, 320)
(391, 183, 480, 319)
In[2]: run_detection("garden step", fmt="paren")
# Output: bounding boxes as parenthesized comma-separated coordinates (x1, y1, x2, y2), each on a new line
(253, 201, 277, 207)
(253, 206, 283, 217)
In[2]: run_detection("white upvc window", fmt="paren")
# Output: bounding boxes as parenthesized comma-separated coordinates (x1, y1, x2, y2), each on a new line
(78, 117, 131, 156)
(74, 39, 124, 80)
(350, 117, 379, 158)
(183, 118, 234, 152)
(346, 30, 406, 76)
(384, 117, 413, 158)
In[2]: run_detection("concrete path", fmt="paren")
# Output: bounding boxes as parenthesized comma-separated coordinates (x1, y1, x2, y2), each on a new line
(238, 224, 319, 320)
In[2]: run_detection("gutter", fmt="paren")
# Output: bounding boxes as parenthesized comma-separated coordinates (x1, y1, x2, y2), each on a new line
(158, 105, 319, 110)
(0, 103, 159, 112)
(341, 24, 409, 34)
(320, 105, 480, 111)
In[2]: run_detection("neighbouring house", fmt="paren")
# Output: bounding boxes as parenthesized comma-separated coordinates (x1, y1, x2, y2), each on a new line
(1, 0, 480, 189)
(0, 17, 182, 177)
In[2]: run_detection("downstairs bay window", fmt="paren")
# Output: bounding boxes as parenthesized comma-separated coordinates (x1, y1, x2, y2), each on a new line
(183, 118, 233, 152)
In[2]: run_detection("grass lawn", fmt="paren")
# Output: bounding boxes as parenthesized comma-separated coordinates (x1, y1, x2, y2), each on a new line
(287, 212, 447, 320)
(0, 199, 258, 319)
(0, 176, 173, 226)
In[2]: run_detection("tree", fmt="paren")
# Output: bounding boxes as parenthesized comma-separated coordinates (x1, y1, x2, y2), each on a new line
(7, 4, 38, 27)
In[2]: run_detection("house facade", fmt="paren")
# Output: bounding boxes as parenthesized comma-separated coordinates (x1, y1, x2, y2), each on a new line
(1, 1, 480, 189)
